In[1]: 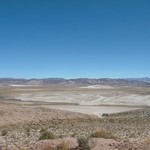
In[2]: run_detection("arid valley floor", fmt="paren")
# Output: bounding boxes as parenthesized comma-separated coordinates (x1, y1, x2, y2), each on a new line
(0, 83, 150, 150)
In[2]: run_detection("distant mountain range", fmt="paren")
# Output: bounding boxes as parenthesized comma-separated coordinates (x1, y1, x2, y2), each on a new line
(127, 77, 150, 83)
(0, 78, 150, 87)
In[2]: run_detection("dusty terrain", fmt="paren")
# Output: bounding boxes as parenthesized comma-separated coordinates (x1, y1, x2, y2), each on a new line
(0, 84, 150, 149)
(0, 85, 149, 114)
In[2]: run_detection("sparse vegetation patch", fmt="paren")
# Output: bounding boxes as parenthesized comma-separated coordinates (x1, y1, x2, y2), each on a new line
(91, 129, 117, 140)
(1, 128, 8, 136)
(77, 136, 90, 150)
(39, 130, 55, 140)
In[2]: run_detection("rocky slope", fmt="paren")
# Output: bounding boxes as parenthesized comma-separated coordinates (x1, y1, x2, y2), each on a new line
(0, 101, 150, 150)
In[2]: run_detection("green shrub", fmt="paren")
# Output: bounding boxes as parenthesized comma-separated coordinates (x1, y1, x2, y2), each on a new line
(77, 136, 90, 150)
(39, 131, 55, 140)
(25, 127, 30, 136)
(1, 129, 8, 136)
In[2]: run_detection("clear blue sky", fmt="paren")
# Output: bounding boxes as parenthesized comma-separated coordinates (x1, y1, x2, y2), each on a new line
(0, 0, 150, 79)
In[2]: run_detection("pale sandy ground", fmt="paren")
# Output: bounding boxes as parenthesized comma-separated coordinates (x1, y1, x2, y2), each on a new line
(0, 102, 96, 127)
(44, 105, 140, 117)
(80, 85, 115, 89)
(8, 85, 150, 106)
(1, 85, 149, 116)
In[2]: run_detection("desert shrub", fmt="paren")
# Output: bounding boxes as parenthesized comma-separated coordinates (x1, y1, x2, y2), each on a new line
(71, 132, 77, 138)
(77, 136, 90, 150)
(40, 142, 69, 150)
(91, 129, 116, 140)
(146, 137, 150, 145)
(1, 129, 8, 136)
(56, 141, 69, 150)
(41, 144, 55, 150)
(25, 127, 30, 132)
(39, 131, 55, 140)
(40, 128, 47, 133)
(25, 127, 30, 136)
(19, 148, 26, 150)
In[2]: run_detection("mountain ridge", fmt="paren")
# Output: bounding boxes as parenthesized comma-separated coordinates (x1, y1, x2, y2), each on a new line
(0, 77, 150, 87)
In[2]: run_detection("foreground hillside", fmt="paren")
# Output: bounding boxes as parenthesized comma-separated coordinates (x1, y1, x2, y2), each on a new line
(0, 101, 150, 150)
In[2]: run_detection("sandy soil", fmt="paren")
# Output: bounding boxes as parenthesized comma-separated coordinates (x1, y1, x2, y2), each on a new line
(0, 102, 96, 127)
(0, 85, 149, 116)
(5, 85, 150, 106)
(44, 105, 140, 117)
(0, 85, 150, 149)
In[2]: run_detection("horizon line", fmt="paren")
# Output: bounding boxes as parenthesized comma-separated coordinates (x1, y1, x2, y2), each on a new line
(0, 77, 149, 80)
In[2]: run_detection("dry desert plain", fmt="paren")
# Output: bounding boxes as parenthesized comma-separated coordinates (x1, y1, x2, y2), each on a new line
(0, 84, 150, 149)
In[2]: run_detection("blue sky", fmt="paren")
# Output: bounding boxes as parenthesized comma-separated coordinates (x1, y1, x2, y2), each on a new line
(0, 0, 150, 79)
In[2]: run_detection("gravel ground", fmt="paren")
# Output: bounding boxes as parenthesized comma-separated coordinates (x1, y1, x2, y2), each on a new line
(0, 102, 149, 149)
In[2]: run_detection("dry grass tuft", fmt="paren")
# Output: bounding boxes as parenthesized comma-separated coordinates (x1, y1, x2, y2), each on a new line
(41, 141, 69, 150)
(146, 137, 150, 145)
(56, 141, 69, 150)
(41, 144, 55, 150)
(91, 128, 117, 140)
